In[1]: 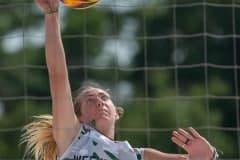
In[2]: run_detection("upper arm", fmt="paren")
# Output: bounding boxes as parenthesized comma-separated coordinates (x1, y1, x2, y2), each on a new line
(49, 73, 80, 156)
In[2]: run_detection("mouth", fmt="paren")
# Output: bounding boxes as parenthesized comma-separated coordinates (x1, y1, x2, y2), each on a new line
(95, 106, 111, 120)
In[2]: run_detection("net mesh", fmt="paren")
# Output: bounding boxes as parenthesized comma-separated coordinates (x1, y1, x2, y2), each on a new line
(0, 0, 239, 159)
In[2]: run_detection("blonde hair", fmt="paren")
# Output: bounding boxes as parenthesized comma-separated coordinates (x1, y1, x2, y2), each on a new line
(20, 115, 57, 160)
(21, 85, 124, 160)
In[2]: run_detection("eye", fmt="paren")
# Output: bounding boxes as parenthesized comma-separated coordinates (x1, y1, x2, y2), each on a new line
(101, 95, 109, 101)
(86, 97, 96, 104)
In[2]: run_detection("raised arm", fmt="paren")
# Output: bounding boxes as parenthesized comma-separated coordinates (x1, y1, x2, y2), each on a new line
(35, 0, 80, 155)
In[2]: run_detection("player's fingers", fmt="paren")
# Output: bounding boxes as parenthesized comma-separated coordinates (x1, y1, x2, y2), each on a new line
(172, 130, 188, 144)
(171, 136, 188, 151)
(178, 128, 195, 141)
(48, 0, 58, 9)
(189, 127, 201, 138)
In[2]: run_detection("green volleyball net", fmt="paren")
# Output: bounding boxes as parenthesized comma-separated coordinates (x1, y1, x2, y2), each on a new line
(0, 0, 239, 159)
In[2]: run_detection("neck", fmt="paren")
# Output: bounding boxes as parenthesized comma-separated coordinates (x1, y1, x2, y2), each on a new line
(95, 122, 115, 140)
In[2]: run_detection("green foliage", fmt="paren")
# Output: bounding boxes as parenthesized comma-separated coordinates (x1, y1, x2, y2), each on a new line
(0, 0, 239, 159)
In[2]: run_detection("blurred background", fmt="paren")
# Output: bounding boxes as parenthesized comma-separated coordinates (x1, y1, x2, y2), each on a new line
(0, 0, 239, 159)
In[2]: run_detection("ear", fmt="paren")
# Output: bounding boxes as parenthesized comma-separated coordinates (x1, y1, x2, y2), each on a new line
(115, 112, 120, 120)
(115, 106, 124, 120)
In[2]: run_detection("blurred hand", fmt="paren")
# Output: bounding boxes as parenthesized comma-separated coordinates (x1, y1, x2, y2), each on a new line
(171, 127, 214, 160)
(35, 0, 59, 14)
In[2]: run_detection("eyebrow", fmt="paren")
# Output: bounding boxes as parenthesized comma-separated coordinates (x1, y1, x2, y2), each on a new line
(83, 89, 111, 97)
(85, 94, 96, 97)
(98, 91, 110, 97)
(85, 92, 108, 97)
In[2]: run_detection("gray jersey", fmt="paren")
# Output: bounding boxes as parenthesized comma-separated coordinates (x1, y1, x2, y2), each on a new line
(58, 124, 144, 160)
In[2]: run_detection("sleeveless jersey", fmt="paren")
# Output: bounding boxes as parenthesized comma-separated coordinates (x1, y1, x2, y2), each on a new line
(58, 124, 144, 160)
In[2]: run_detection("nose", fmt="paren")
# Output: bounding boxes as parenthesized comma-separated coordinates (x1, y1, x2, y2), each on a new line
(96, 97, 104, 108)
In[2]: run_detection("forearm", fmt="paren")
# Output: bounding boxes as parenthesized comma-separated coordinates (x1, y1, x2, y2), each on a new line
(45, 13, 67, 76)
(144, 148, 188, 160)
(45, 13, 72, 106)
(45, 13, 71, 106)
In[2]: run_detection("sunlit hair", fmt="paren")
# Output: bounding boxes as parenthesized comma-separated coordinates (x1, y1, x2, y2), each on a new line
(20, 115, 57, 160)
(20, 83, 124, 160)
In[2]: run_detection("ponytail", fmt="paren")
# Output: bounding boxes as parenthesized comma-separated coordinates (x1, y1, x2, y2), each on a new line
(20, 115, 57, 160)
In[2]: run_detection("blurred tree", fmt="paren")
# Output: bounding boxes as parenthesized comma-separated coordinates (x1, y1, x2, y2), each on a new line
(0, 0, 239, 159)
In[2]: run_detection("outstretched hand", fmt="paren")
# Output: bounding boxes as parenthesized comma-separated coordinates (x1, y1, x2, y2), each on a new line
(171, 127, 214, 160)
(35, 0, 59, 14)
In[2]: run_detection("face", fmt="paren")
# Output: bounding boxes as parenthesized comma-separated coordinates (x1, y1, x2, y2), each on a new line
(78, 88, 119, 126)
